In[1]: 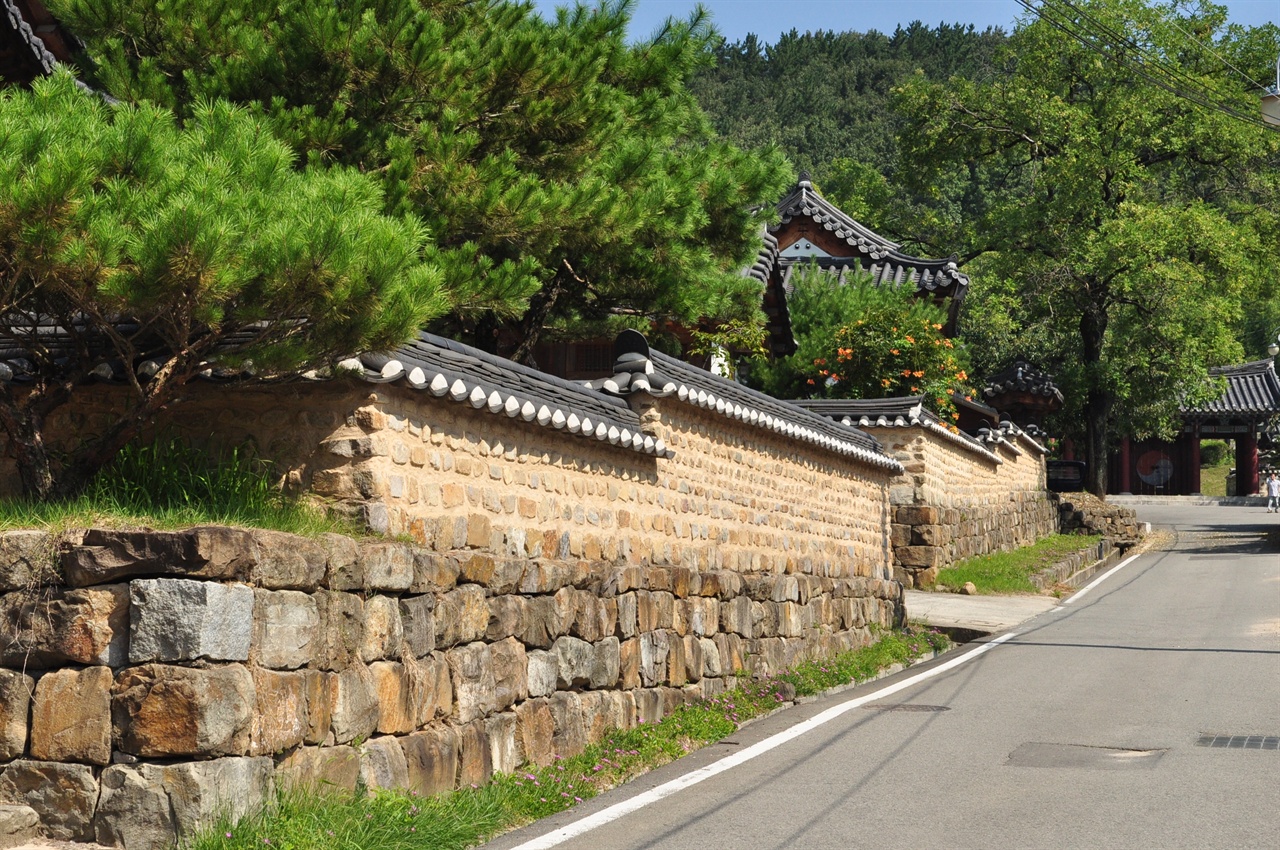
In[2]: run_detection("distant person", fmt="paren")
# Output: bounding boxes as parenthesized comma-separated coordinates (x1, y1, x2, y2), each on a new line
(1267, 473, 1280, 513)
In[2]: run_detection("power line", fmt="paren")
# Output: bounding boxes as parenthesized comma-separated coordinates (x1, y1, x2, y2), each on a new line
(1163, 14, 1273, 96)
(1013, 0, 1274, 131)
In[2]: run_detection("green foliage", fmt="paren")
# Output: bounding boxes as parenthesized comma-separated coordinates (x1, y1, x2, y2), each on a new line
(53, 0, 791, 354)
(0, 73, 440, 497)
(690, 22, 1006, 247)
(1199, 439, 1231, 468)
(0, 436, 351, 535)
(187, 628, 947, 850)
(748, 271, 974, 421)
(935, 534, 1104, 594)
(893, 0, 1280, 492)
(776, 626, 949, 696)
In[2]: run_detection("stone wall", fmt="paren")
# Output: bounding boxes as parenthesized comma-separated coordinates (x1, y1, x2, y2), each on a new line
(0, 380, 903, 847)
(862, 426, 1058, 587)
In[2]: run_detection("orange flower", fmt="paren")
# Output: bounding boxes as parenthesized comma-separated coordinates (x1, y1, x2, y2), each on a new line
(913, 370, 925, 379)
(890, 349, 899, 355)
(881, 379, 892, 387)
(910, 386, 919, 393)
(901, 368, 913, 377)
(933, 323, 943, 331)
(905, 335, 915, 344)
(806, 378, 816, 385)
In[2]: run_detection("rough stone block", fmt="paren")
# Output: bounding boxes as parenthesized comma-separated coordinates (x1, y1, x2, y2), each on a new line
(276, 745, 360, 794)
(447, 642, 496, 724)
(360, 735, 410, 791)
(30, 666, 112, 765)
(465, 514, 491, 549)
(456, 719, 492, 788)
(312, 591, 364, 671)
(301, 670, 336, 745)
(0, 584, 129, 668)
(514, 596, 563, 649)
(360, 595, 403, 662)
(896, 546, 944, 569)
(0, 760, 97, 841)
(551, 635, 595, 689)
(615, 592, 638, 638)
(400, 595, 436, 658)
(526, 650, 557, 699)
(252, 589, 318, 669)
(249, 668, 308, 756)
(331, 664, 378, 745)
(0, 672, 32, 762)
(591, 637, 621, 689)
(0, 531, 53, 592)
(486, 712, 521, 776)
(129, 579, 254, 663)
(248, 530, 327, 589)
(514, 699, 555, 767)
(890, 524, 912, 548)
(406, 653, 452, 726)
(895, 506, 939, 526)
(360, 542, 413, 592)
(639, 630, 670, 688)
(912, 524, 951, 547)
(95, 757, 272, 850)
(401, 727, 458, 796)
(321, 533, 361, 591)
(113, 664, 254, 758)
(369, 662, 413, 735)
(485, 594, 523, 642)
(549, 691, 587, 758)
(410, 551, 459, 594)
(61, 527, 258, 587)
(0, 804, 37, 847)
(436, 585, 489, 649)
(490, 637, 528, 711)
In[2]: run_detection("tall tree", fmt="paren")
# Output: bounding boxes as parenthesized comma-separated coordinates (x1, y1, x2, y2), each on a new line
(52, 0, 789, 360)
(0, 73, 441, 497)
(894, 0, 1280, 495)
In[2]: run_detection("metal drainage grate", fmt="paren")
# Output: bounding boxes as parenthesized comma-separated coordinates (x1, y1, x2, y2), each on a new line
(1196, 735, 1280, 750)
(862, 703, 950, 713)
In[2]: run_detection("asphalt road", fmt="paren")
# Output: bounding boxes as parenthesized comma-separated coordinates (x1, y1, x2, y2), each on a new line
(488, 503, 1280, 850)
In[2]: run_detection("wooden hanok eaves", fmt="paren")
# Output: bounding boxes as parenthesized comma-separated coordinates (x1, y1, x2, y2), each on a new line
(762, 174, 970, 357)
(0, 0, 78, 86)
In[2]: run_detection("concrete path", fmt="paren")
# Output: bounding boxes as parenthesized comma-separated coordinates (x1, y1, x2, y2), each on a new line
(903, 589, 1058, 632)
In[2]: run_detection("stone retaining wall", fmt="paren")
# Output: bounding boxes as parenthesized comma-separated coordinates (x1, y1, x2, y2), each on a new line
(0, 527, 899, 847)
(862, 426, 1058, 587)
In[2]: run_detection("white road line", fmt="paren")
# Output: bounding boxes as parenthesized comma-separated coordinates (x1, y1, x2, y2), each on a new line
(1060, 553, 1142, 605)
(507, 632, 1021, 850)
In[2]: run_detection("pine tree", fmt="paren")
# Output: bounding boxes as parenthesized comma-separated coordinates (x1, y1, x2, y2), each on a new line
(52, 0, 790, 359)
(0, 73, 442, 497)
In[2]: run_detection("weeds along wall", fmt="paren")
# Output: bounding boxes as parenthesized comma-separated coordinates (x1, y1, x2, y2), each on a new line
(862, 424, 1057, 587)
(0, 379, 901, 848)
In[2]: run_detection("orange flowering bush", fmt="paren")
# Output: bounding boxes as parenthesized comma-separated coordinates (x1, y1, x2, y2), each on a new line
(804, 281, 977, 425)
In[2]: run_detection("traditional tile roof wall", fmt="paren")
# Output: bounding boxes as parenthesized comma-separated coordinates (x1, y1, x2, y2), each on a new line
(337, 332, 670, 458)
(1183, 359, 1280, 419)
(983, 360, 1064, 405)
(792, 396, 1002, 463)
(585, 331, 901, 472)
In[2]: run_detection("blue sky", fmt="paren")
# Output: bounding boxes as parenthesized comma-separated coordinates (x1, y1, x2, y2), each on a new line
(530, 1, 1278, 43)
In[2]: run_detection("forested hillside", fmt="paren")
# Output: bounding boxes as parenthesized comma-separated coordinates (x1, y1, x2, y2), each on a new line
(691, 22, 1006, 246)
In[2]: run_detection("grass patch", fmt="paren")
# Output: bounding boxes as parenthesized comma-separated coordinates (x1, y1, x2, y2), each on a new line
(188, 627, 949, 850)
(0, 437, 355, 536)
(1199, 465, 1229, 498)
(935, 533, 1103, 594)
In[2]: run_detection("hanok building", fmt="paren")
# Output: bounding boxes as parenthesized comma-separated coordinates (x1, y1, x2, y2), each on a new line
(1110, 359, 1280, 496)
(763, 174, 970, 358)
